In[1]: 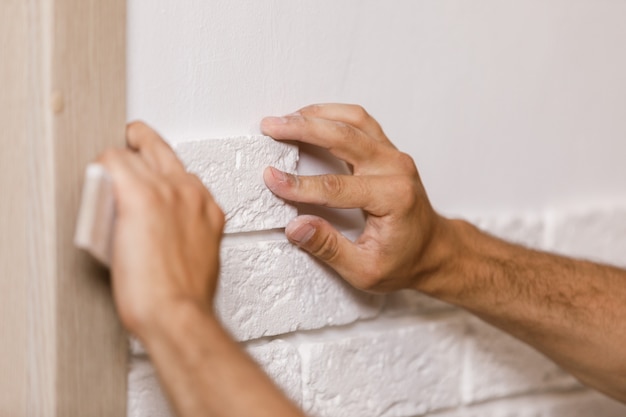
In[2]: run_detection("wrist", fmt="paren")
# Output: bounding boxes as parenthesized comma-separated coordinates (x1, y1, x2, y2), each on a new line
(132, 299, 221, 349)
(412, 217, 476, 299)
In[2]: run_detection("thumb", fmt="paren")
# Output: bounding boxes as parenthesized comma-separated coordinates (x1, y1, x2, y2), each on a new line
(285, 215, 363, 283)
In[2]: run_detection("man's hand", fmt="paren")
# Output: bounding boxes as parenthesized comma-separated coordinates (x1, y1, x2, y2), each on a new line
(261, 103, 457, 293)
(96, 123, 305, 417)
(262, 103, 626, 403)
(97, 122, 224, 339)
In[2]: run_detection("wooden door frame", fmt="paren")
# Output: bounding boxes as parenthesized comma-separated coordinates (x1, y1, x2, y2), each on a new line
(1, 0, 127, 415)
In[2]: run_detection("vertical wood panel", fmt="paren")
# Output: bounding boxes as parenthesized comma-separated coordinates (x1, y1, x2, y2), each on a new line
(0, 0, 127, 415)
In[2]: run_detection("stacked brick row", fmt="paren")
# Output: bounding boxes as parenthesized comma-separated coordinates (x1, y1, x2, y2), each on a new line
(127, 137, 626, 417)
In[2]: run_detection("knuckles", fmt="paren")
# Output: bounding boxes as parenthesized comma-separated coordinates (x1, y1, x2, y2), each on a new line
(392, 177, 420, 211)
(97, 147, 126, 165)
(395, 152, 419, 175)
(309, 230, 341, 264)
(320, 174, 344, 202)
(129, 175, 218, 216)
(349, 104, 371, 127)
(332, 121, 359, 143)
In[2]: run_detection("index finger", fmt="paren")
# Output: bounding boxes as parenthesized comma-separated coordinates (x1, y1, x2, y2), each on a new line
(126, 121, 186, 175)
(261, 114, 389, 169)
(297, 103, 391, 145)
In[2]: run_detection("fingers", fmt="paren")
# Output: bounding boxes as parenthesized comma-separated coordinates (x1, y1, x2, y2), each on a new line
(97, 147, 155, 192)
(264, 167, 394, 215)
(285, 215, 369, 285)
(261, 114, 382, 167)
(296, 103, 389, 143)
(126, 121, 186, 176)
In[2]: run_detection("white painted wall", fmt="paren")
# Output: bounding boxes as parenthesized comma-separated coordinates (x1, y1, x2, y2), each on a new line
(127, 1, 626, 416)
(129, 0, 626, 217)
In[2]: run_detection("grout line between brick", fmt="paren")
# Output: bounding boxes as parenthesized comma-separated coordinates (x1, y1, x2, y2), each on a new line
(242, 308, 468, 349)
(221, 228, 288, 246)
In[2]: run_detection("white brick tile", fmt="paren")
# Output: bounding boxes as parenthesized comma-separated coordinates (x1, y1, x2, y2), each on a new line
(127, 357, 174, 417)
(549, 207, 626, 267)
(216, 241, 383, 341)
(299, 318, 464, 417)
(429, 391, 626, 417)
(128, 341, 302, 417)
(173, 136, 298, 233)
(464, 317, 578, 404)
(130, 240, 383, 355)
(247, 340, 303, 406)
(472, 214, 545, 249)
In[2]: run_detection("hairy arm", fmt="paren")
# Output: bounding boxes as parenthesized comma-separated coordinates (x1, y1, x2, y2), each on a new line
(261, 103, 626, 403)
(430, 222, 626, 402)
(137, 303, 305, 417)
(98, 122, 304, 417)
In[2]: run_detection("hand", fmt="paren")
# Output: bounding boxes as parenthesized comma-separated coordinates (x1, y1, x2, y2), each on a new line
(261, 104, 456, 293)
(97, 122, 225, 338)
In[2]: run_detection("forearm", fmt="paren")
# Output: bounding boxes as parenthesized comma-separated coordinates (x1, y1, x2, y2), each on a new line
(137, 303, 305, 417)
(420, 219, 626, 401)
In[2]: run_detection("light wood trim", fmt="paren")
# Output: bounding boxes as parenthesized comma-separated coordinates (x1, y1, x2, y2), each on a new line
(0, 0, 127, 415)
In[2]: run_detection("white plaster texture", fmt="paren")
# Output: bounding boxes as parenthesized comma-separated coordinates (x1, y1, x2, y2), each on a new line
(216, 241, 383, 341)
(128, 341, 302, 417)
(549, 206, 626, 268)
(127, 358, 174, 417)
(431, 391, 626, 417)
(128, 0, 626, 215)
(464, 317, 578, 404)
(298, 319, 464, 417)
(246, 340, 302, 407)
(173, 137, 298, 233)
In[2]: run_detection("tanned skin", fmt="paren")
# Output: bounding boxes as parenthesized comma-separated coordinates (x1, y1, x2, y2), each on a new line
(97, 104, 626, 416)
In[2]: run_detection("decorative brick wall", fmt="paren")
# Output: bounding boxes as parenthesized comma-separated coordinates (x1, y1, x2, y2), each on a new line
(126, 137, 626, 417)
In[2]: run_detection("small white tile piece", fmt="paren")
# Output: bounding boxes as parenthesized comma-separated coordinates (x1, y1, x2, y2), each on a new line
(299, 318, 464, 417)
(216, 241, 383, 341)
(173, 136, 298, 233)
(464, 317, 578, 404)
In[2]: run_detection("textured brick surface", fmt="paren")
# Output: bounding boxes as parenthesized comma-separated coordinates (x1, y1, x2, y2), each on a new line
(173, 136, 298, 233)
(299, 318, 464, 417)
(217, 241, 383, 341)
(128, 341, 302, 417)
(464, 317, 578, 404)
(431, 391, 626, 417)
(549, 207, 626, 267)
(246, 340, 302, 406)
(127, 358, 174, 417)
(126, 196, 626, 415)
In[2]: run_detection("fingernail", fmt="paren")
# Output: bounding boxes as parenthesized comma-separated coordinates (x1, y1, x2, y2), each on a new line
(289, 223, 316, 245)
(262, 116, 289, 126)
(269, 166, 287, 182)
